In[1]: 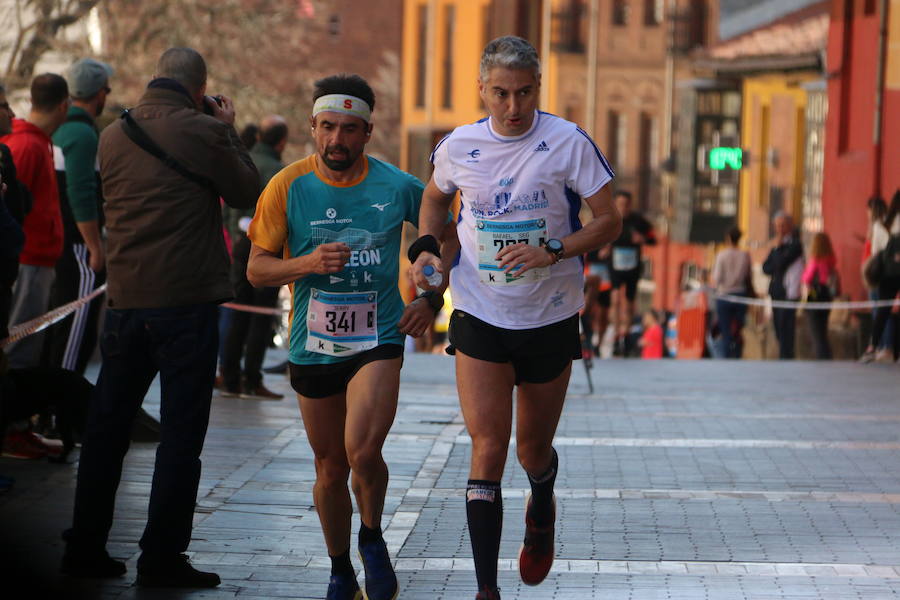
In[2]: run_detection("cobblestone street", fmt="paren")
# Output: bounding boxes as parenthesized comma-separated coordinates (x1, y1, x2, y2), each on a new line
(2, 354, 899, 599)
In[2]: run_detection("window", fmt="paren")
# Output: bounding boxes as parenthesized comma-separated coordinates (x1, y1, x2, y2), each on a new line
(607, 111, 627, 168)
(552, 0, 586, 53)
(638, 112, 658, 210)
(865, 0, 877, 15)
(644, 0, 663, 26)
(415, 4, 427, 108)
(612, 0, 629, 26)
(442, 5, 455, 109)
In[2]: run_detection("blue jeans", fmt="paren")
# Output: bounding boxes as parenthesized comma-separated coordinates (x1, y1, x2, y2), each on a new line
(715, 298, 748, 359)
(69, 303, 218, 558)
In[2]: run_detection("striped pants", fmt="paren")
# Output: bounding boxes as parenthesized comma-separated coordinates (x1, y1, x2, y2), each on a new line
(44, 242, 106, 375)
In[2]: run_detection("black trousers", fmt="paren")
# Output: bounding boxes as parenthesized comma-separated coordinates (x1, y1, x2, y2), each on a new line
(222, 286, 279, 389)
(772, 305, 797, 360)
(69, 303, 218, 558)
(44, 242, 105, 375)
(872, 276, 900, 360)
(806, 308, 832, 360)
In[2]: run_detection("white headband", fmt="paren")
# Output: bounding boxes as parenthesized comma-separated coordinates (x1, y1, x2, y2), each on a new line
(312, 94, 371, 122)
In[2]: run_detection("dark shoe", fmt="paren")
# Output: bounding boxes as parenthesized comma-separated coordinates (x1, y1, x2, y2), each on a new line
(327, 572, 363, 600)
(358, 539, 398, 600)
(518, 493, 555, 585)
(262, 360, 289, 374)
(136, 554, 220, 588)
(475, 586, 501, 600)
(61, 547, 127, 578)
(241, 381, 284, 400)
(220, 384, 242, 398)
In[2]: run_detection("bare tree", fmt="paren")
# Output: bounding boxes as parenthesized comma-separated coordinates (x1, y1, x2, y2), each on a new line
(1, 0, 102, 90)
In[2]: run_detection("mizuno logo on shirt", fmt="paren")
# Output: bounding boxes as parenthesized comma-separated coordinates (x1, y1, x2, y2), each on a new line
(534, 141, 550, 152)
(371, 202, 391, 211)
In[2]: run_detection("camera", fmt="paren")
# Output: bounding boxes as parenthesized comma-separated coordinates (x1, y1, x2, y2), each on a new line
(203, 95, 223, 115)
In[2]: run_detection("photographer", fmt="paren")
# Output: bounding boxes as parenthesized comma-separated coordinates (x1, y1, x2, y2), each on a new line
(62, 47, 258, 588)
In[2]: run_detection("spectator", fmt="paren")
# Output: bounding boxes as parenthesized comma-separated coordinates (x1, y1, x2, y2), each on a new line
(639, 310, 664, 359)
(711, 226, 752, 358)
(239, 122, 259, 151)
(0, 74, 70, 368)
(861, 190, 900, 363)
(862, 196, 892, 356)
(763, 211, 804, 359)
(220, 115, 288, 399)
(802, 232, 839, 360)
(0, 82, 26, 341)
(61, 47, 258, 587)
(45, 58, 113, 374)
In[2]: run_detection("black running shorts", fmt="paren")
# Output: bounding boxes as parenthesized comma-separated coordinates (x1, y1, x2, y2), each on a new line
(289, 344, 403, 399)
(610, 267, 640, 301)
(597, 289, 611, 308)
(448, 310, 580, 384)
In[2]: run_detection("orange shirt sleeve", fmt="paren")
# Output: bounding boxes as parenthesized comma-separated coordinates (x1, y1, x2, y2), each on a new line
(248, 157, 313, 254)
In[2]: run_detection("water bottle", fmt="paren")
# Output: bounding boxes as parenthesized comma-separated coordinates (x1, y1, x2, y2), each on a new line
(423, 264, 443, 288)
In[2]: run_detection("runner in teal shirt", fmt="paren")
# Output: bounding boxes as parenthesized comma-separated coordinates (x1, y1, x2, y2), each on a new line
(246, 74, 449, 600)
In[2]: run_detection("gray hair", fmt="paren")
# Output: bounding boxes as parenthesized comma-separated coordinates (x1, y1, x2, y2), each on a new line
(156, 47, 207, 94)
(479, 36, 540, 81)
(773, 210, 793, 223)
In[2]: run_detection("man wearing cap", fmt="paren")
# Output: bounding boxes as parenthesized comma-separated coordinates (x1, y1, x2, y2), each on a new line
(1, 73, 70, 369)
(45, 58, 113, 374)
(247, 73, 448, 600)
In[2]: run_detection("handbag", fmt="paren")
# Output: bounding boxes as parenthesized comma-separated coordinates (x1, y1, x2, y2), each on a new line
(863, 252, 884, 289)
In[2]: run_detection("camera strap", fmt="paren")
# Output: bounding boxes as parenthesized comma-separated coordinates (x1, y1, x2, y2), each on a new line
(119, 109, 218, 194)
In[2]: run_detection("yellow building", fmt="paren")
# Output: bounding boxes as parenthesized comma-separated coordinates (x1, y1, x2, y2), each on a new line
(400, 0, 569, 181)
(738, 74, 819, 249)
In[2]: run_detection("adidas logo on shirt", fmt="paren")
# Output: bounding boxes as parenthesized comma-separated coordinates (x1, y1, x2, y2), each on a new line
(534, 140, 550, 152)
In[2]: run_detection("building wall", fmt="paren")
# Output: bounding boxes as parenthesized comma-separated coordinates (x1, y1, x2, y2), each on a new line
(738, 75, 814, 255)
(823, 0, 900, 300)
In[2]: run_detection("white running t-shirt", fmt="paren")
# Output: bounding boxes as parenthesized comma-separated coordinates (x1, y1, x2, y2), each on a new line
(431, 110, 614, 329)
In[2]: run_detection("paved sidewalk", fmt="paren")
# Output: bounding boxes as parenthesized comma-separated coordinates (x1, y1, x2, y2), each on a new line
(2, 354, 899, 599)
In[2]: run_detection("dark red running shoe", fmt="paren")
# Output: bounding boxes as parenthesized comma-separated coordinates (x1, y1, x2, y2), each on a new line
(518, 493, 555, 585)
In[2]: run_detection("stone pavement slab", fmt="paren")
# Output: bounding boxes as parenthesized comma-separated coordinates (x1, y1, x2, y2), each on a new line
(1, 354, 899, 599)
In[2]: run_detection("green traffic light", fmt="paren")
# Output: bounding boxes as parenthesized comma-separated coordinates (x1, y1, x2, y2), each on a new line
(710, 147, 743, 170)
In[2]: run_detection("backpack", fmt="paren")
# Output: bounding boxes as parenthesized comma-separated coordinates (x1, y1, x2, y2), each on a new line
(883, 235, 900, 279)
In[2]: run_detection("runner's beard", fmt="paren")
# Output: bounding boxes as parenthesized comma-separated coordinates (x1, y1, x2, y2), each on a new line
(321, 144, 358, 171)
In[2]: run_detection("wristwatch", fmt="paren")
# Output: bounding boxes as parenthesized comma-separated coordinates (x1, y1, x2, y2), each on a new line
(543, 238, 565, 264)
(415, 290, 444, 313)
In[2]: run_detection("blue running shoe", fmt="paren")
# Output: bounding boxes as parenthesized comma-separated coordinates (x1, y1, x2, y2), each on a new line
(358, 539, 398, 600)
(327, 573, 362, 600)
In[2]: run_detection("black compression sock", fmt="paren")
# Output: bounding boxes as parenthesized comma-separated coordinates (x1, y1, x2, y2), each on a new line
(330, 548, 355, 578)
(358, 522, 382, 546)
(526, 447, 558, 527)
(466, 479, 503, 591)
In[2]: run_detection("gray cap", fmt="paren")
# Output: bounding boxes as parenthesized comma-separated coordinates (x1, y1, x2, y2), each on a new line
(66, 58, 114, 99)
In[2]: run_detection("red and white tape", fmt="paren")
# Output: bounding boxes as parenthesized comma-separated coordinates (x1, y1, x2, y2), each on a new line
(1, 284, 108, 348)
(1, 286, 288, 349)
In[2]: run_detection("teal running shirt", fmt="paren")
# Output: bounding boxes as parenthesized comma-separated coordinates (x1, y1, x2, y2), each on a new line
(249, 154, 424, 365)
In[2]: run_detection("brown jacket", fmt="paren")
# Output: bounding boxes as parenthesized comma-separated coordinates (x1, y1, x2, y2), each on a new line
(100, 87, 259, 309)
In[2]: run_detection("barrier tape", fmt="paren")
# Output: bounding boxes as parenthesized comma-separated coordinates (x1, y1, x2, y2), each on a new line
(0, 288, 290, 349)
(221, 302, 286, 316)
(713, 291, 900, 311)
(1, 284, 108, 348)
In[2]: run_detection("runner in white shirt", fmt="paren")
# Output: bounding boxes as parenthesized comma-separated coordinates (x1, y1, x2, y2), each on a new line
(409, 36, 622, 600)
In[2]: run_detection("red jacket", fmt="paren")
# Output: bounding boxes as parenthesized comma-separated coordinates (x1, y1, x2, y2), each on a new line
(0, 118, 63, 267)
